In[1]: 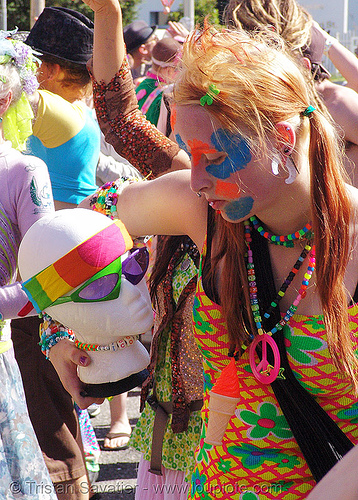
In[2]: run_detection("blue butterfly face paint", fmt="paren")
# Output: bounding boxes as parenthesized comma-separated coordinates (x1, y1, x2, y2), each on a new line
(175, 133, 192, 159)
(225, 197, 254, 221)
(206, 129, 252, 179)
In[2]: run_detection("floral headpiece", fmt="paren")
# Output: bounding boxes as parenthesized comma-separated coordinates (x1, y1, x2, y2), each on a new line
(0, 29, 41, 150)
(0, 29, 40, 94)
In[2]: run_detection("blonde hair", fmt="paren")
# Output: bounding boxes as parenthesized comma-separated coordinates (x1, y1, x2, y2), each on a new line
(173, 26, 357, 388)
(174, 27, 318, 153)
(223, 0, 312, 53)
(0, 63, 22, 106)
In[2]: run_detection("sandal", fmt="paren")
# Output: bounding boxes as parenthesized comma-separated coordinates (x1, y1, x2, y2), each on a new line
(102, 431, 131, 451)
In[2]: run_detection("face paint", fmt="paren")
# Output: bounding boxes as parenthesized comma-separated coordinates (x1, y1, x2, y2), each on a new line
(224, 196, 254, 221)
(206, 128, 252, 180)
(175, 133, 192, 158)
(187, 138, 217, 167)
(170, 103, 177, 130)
(215, 179, 241, 199)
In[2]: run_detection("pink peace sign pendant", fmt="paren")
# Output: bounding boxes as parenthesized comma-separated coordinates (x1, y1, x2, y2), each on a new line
(249, 333, 281, 384)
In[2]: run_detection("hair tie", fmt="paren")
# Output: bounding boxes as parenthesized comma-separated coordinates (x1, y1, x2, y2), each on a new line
(200, 84, 220, 106)
(303, 105, 315, 117)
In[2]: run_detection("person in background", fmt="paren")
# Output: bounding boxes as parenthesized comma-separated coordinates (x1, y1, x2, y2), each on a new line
(224, 0, 358, 185)
(12, 8, 101, 499)
(24, 6, 147, 457)
(0, 32, 57, 500)
(25, 6, 100, 210)
(123, 20, 158, 83)
(26, 6, 142, 191)
(88, 84, 203, 495)
(310, 21, 358, 95)
(135, 37, 181, 126)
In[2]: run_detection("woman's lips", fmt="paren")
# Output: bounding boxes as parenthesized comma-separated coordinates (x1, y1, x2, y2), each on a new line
(208, 199, 225, 211)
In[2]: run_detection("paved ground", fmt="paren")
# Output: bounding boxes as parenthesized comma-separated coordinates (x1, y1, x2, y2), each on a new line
(90, 390, 142, 500)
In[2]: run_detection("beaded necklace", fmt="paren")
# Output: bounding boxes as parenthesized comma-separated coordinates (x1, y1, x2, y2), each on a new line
(249, 215, 312, 247)
(74, 335, 140, 352)
(243, 220, 316, 383)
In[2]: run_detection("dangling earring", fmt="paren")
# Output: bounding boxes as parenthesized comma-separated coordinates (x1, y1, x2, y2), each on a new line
(271, 150, 281, 176)
(284, 150, 299, 185)
(0, 117, 3, 123)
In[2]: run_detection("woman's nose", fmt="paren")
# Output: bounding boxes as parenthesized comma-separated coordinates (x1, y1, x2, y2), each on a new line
(190, 156, 212, 194)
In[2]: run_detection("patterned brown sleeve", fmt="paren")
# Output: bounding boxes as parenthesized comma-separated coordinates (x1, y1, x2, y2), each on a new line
(88, 58, 180, 179)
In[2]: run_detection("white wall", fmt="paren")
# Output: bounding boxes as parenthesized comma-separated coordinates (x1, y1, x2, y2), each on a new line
(136, 0, 182, 28)
(133, 0, 358, 35)
(299, 0, 358, 35)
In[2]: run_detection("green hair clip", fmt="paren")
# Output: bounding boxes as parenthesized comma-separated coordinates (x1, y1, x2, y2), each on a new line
(303, 105, 315, 116)
(200, 84, 220, 106)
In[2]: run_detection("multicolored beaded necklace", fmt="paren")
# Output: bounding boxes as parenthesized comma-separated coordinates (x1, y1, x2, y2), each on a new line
(249, 215, 312, 247)
(74, 335, 140, 352)
(243, 219, 316, 383)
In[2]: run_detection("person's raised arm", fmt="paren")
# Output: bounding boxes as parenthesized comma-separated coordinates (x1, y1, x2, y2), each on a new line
(83, 0, 124, 83)
(82, 0, 190, 177)
(313, 21, 358, 94)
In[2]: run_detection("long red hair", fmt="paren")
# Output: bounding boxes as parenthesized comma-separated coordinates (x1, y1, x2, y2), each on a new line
(174, 25, 357, 388)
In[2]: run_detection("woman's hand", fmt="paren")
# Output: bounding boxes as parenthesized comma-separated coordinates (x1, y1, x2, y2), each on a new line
(81, 0, 117, 14)
(49, 339, 104, 409)
(166, 21, 190, 42)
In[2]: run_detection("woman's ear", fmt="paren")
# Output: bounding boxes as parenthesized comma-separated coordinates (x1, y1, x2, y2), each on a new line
(0, 91, 12, 119)
(301, 56, 312, 72)
(275, 121, 296, 156)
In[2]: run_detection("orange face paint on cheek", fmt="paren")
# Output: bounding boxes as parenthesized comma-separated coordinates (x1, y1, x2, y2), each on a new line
(188, 138, 217, 167)
(215, 179, 241, 199)
(170, 104, 177, 130)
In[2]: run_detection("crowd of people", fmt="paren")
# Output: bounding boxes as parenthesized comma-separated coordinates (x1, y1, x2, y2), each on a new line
(2, 0, 358, 499)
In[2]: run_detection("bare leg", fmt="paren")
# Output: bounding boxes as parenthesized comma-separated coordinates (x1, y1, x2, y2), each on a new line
(103, 393, 132, 449)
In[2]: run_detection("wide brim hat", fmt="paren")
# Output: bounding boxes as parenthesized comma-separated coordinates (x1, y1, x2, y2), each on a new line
(123, 20, 156, 54)
(25, 7, 93, 66)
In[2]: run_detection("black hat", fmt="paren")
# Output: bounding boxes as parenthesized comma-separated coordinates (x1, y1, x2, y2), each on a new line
(26, 7, 93, 66)
(123, 20, 156, 54)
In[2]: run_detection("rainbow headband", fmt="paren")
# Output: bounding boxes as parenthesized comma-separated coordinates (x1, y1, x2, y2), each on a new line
(22, 219, 133, 313)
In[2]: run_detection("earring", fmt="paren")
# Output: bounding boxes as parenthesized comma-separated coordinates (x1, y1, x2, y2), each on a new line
(196, 191, 202, 198)
(271, 157, 280, 176)
(285, 155, 299, 184)
(0, 117, 3, 123)
(271, 149, 281, 176)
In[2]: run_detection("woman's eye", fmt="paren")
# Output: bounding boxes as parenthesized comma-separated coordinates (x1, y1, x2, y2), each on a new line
(206, 153, 227, 165)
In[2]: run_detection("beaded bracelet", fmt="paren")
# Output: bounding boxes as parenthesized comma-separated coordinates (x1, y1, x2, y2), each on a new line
(90, 177, 139, 220)
(324, 36, 334, 55)
(39, 330, 75, 359)
(39, 314, 75, 359)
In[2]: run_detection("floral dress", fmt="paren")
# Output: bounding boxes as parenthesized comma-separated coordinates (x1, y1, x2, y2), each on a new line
(190, 240, 358, 500)
(130, 250, 203, 476)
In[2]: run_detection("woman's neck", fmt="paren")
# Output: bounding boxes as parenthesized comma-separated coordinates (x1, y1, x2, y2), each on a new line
(255, 156, 312, 236)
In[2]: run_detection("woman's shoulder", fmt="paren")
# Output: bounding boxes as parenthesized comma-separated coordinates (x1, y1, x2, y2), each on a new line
(5, 147, 48, 173)
(347, 183, 358, 220)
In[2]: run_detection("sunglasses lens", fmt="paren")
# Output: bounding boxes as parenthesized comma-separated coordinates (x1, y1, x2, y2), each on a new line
(122, 248, 149, 285)
(78, 274, 119, 300)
